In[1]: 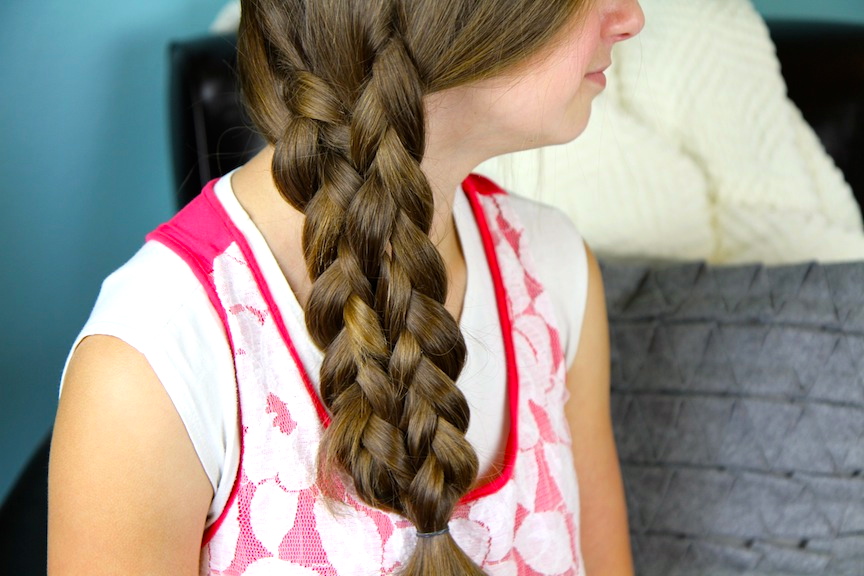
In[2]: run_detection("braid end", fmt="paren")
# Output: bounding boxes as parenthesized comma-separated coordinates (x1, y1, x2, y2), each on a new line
(400, 533, 486, 576)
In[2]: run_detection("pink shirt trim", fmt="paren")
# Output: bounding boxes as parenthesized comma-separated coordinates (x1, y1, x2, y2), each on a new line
(461, 174, 519, 502)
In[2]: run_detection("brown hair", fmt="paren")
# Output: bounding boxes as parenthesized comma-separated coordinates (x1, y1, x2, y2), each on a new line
(238, 1, 586, 573)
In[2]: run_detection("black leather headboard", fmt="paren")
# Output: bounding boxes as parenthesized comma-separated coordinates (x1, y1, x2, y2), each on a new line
(168, 34, 264, 207)
(769, 21, 864, 206)
(168, 21, 864, 209)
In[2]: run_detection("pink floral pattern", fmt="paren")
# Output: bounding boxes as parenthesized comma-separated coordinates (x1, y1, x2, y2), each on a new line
(182, 182, 584, 575)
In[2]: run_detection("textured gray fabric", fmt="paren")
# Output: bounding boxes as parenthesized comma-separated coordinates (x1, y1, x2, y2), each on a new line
(603, 261, 864, 576)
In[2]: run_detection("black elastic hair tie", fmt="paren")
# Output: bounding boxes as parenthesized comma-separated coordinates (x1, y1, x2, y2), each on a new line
(416, 527, 450, 539)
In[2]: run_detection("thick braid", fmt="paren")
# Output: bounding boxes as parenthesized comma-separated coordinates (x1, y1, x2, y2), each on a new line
(342, 32, 480, 532)
(302, 8, 483, 549)
(239, 1, 586, 573)
(248, 2, 484, 573)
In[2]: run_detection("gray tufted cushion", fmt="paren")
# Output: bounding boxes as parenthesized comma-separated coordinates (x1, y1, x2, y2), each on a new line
(603, 261, 864, 576)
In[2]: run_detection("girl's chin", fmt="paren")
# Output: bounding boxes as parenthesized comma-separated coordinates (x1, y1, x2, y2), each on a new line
(545, 111, 593, 147)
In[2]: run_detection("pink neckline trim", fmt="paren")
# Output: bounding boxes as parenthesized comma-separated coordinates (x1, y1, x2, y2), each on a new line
(459, 174, 519, 501)
(203, 184, 332, 425)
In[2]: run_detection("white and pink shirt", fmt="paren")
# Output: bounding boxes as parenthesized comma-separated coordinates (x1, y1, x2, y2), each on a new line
(146, 174, 585, 575)
(67, 172, 589, 575)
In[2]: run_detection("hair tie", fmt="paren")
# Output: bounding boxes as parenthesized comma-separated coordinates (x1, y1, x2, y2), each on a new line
(416, 527, 450, 539)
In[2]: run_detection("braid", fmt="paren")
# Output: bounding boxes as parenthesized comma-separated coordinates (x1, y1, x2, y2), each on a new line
(239, 0, 585, 572)
(310, 25, 483, 574)
(242, 1, 483, 573)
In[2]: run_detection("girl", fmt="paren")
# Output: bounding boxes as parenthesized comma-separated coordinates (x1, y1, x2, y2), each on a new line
(49, 1, 643, 574)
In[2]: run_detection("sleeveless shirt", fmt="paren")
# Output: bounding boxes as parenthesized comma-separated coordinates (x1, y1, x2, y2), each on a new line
(147, 174, 584, 576)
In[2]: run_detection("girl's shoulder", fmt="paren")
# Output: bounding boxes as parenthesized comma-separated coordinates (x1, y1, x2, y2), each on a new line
(65, 241, 236, 509)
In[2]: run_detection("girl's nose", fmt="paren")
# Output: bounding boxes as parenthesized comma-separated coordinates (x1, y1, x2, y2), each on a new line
(606, 0, 646, 43)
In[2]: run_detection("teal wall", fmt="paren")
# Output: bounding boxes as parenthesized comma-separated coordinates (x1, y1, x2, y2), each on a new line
(1, 0, 863, 502)
(751, 0, 864, 24)
(0, 0, 226, 501)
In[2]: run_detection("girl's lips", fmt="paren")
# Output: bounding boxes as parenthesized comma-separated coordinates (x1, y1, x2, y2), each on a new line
(585, 70, 607, 88)
(585, 63, 610, 87)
